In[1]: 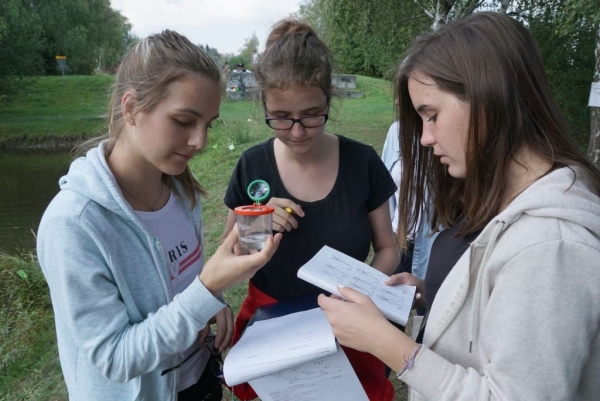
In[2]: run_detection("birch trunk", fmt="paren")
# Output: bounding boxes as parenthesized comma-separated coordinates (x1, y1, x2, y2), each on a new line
(587, 23, 600, 168)
(498, 0, 512, 14)
(432, 0, 449, 31)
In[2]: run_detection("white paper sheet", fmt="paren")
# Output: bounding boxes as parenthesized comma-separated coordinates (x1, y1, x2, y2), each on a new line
(297, 245, 416, 325)
(249, 344, 368, 401)
(223, 308, 337, 386)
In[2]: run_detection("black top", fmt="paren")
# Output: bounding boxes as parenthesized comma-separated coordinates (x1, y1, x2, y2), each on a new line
(424, 223, 482, 308)
(224, 135, 396, 300)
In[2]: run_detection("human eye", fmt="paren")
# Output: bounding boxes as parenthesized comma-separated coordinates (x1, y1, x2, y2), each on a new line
(427, 114, 437, 123)
(174, 118, 192, 127)
(300, 114, 327, 128)
(269, 118, 293, 129)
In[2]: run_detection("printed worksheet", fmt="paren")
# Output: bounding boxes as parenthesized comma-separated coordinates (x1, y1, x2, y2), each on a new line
(249, 344, 368, 401)
(297, 245, 416, 325)
(223, 308, 337, 386)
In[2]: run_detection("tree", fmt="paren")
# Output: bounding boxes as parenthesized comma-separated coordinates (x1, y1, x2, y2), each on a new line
(0, 0, 135, 99)
(592, 24, 600, 167)
(87, 1, 137, 71)
(32, 0, 135, 74)
(0, 0, 44, 97)
(298, 0, 518, 78)
(239, 32, 259, 68)
(202, 44, 222, 65)
(294, 0, 328, 41)
(313, 0, 431, 77)
(510, 2, 595, 149)
(299, 0, 597, 157)
(552, 0, 600, 166)
(512, 0, 600, 163)
(412, 0, 485, 30)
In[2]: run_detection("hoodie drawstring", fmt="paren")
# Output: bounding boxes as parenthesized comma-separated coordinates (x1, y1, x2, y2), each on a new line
(469, 220, 505, 353)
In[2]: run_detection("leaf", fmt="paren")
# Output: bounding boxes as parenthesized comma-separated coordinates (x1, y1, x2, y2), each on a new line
(16, 269, 28, 279)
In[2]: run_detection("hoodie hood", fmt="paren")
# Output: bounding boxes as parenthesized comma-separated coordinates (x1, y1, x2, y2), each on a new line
(59, 141, 145, 229)
(467, 166, 600, 351)
(407, 166, 600, 400)
(491, 166, 600, 237)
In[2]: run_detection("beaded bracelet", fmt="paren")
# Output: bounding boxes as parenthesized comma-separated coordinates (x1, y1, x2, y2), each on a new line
(396, 344, 422, 378)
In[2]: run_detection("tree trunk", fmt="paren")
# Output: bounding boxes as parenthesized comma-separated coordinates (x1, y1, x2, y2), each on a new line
(432, 0, 449, 30)
(498, 0, 512, 14)
(588, 23, 600, 168)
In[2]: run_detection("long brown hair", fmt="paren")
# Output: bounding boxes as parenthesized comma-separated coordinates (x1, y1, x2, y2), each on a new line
(395, 12, 600, 246)
(255, 19, 334, 104)
(81, 30, 220, 208)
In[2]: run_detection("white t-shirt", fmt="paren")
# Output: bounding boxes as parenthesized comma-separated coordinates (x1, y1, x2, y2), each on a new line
(135, 191, 210, 391)
(391, 160, 419, 240)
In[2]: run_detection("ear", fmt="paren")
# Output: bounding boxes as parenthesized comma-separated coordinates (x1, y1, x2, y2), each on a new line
(121, 90, 137, 126)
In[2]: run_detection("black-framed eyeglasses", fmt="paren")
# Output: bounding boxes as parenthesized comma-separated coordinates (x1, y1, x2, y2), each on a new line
(265, 114, 329, 130)
(161, 335, 222, 376)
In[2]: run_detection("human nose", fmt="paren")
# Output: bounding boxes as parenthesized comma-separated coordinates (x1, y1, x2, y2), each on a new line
(420, 123, 435, 147)
(188, 126, 207, 150)
(289, 120, 305, 137)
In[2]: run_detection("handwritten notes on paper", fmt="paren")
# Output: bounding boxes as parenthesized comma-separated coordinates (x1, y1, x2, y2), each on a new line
(249, 344, 368, 401)
(297, 246, 416, 325)
(223, 308, 338, 387)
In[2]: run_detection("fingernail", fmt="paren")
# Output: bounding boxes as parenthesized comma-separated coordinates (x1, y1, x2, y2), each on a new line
(338, 284, 345, 288)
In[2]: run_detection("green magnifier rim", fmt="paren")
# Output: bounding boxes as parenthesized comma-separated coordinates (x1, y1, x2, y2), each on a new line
(247, 179, 270, 203)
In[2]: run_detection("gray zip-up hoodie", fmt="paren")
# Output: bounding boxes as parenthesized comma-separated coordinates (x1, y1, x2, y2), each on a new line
(400, 167, 600, 400)
(37, 144, 225, 400)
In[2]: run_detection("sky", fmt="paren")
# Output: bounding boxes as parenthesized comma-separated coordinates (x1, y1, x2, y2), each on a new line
(110, 0, 304, 55)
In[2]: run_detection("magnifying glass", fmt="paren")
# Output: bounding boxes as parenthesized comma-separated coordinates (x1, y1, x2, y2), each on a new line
(247, 179, 270, 204)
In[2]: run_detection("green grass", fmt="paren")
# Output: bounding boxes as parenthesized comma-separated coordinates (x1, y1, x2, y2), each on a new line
(0, 75, 113, 146)
(0, 74, 408, 400)
(0, 253, 66, 400)
(0, 75, 396, 148)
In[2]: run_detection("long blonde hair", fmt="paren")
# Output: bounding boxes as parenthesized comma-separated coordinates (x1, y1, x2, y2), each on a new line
(84, 30, 220, 208)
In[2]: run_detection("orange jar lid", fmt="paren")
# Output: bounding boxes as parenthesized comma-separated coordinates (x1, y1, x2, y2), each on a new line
(234, 204, 274, 216)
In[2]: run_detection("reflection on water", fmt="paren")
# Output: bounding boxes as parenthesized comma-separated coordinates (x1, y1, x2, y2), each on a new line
(0, 148, 72, 255)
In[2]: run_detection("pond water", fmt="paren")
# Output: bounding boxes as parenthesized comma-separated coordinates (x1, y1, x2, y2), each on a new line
(0, 149, 72, 255)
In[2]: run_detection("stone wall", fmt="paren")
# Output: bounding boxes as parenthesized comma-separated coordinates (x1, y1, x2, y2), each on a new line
(225, 72, 257, 91)
(331, 74, 357, 90)
(225, 72, 363, 101)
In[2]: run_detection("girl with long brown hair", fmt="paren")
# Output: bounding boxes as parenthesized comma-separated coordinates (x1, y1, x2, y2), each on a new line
(320, 12, 600, 400)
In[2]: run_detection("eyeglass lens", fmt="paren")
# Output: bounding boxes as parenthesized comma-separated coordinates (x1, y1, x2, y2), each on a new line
(267, 114, 327, 130)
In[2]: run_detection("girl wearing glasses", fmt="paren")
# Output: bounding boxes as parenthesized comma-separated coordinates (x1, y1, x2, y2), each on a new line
(319, 12, 600, 400)
(37, 31, 281, 401)
(222, 18, 399, 401)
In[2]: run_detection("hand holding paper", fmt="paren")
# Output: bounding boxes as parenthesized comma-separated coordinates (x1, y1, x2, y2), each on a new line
(223, 307, 368, 401)
(318, 286, 392, 354)
(297, 246, 416, 325)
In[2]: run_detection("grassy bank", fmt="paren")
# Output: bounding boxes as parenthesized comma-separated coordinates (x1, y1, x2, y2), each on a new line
(0, 75, 396, 148)
(1, 74, 409, 399)
(0, 76, 113, 147)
